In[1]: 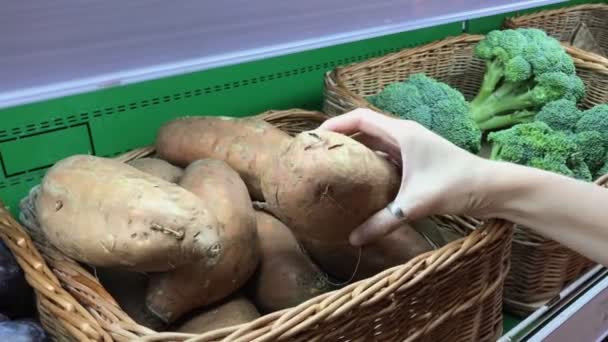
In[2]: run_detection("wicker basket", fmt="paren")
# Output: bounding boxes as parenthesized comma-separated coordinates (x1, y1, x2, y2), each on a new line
(323, 33, 608, 316)
(505, 4, 608, 57)
(0, 108, 513, 341)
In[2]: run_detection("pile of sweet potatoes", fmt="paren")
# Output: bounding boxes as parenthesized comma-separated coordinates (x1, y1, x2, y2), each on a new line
(29, 115, 439, 333)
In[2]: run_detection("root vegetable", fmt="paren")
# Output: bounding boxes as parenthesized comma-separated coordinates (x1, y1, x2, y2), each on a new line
(248, 211, 332, 313)
(35, 155, 222, 272)
(261, 131, 400, 241)
(146, 159, 259, 323)
(127, 158, 183, 183)
(156, 116, 400, 242)
(175, 295, 259, 334)
(155, 117, 290, 200)
(299, 223, 433, 282)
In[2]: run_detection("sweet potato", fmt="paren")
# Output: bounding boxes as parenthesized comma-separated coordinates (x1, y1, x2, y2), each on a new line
(96, 268, 166, 330)
(127, 157, 184, 183)
(146, 159, 259, 323)
(248, 211, 331, 313)
(299, 223, 433, 282)
(261, 131, 400, 241)
(36, 155, 222, 272)
(155, 116, 290, 200)
(175, 295, 260, 334)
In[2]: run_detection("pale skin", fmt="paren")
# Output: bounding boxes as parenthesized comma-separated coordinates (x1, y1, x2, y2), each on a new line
(318, 108, 608, 266)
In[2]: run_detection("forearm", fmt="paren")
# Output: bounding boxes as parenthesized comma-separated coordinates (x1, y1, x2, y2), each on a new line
(482, 160, 608, 266)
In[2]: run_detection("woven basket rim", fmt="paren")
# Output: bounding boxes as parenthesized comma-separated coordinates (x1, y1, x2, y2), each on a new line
(328, 34, 485, 116)
(0, 108, 513, 341)
(505, 3, 608, 26)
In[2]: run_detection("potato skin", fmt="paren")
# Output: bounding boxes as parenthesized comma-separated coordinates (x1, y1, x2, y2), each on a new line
(175, 295, 260, 334)
(299, 223, 433, 282)
(36, 155, 222, 272)
(248, 211, 332, 313)
(155, 116, 290, 200)
(261, 131, 400, 242)
(127, 158, 184, 183)
(146, 159, 259, 323)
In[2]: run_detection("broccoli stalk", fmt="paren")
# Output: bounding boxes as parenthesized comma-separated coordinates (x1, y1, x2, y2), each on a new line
(469, 29, 585, 131)
(477, 110, 536, 131)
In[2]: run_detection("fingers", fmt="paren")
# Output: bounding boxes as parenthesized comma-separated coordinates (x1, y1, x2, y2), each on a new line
(353, 133, 401, 161)
(349, 206, 405, 246)
(319, 109, 398, 143)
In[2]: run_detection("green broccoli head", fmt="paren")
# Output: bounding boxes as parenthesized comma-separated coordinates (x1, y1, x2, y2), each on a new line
(531, 72, 586, 104)
(470, 28, 585, 131)
(488, 121, 592, 181)
(368, 82, 433, 128)
(368, 73, 481, 153)
(535, 99, 582, 132)
(573, 131, 606, 176)
(596, 154, 608, 178)
(575, 104, 608, 144)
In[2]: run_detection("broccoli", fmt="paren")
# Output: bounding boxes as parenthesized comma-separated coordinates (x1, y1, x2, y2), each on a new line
(575, 104, 608, 144)
(534, 99, 581, 132)
(534, 101, 608, 177)
(368, 73, 481, 153)
(597, 155, 608, 178)
(572, 131, 606, 175)
(488, 121, 592, 181)
(470, 28, 585, 131)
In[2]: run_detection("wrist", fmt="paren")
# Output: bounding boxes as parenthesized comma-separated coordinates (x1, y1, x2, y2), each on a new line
(474, 159, 538, 221)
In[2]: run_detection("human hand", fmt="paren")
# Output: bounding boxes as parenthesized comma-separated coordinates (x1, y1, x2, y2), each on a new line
(318, 108, 493, 246)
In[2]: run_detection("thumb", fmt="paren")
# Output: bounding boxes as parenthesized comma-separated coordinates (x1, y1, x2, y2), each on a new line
(349, 198, 425, 246)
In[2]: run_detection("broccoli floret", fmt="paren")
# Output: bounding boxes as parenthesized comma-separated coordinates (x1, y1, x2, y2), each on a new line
(571, 104, 608, 178)
(369, 74, 481, 153)
(597, 154, 608, 178)
(488, 122, 592, 181)
(573, 131, 606, 175)
(535, 99, 581, 132)
(470, 28, 585, 131)
(575, 104, 608, 144)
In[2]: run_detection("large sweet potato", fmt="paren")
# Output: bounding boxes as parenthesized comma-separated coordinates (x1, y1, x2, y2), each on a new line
(175, 295, 260, 334)
(146, 159, 259, 323)
(127, 157, 184, 183)
(299, 223, 433, 282)
(36, 155, 222, 272)
(261, 131, 400, 241)
(248, 211, 332, 313)
(155, 117, 290, 200)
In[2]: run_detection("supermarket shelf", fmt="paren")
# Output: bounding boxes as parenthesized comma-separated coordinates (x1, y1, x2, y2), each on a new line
(0, 0, 565, 109)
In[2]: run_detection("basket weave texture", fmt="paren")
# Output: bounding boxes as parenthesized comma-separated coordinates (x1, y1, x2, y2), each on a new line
(323, 33, 608, 315)
(505, 4, 608, 57)
(0, 108, 513, 341)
